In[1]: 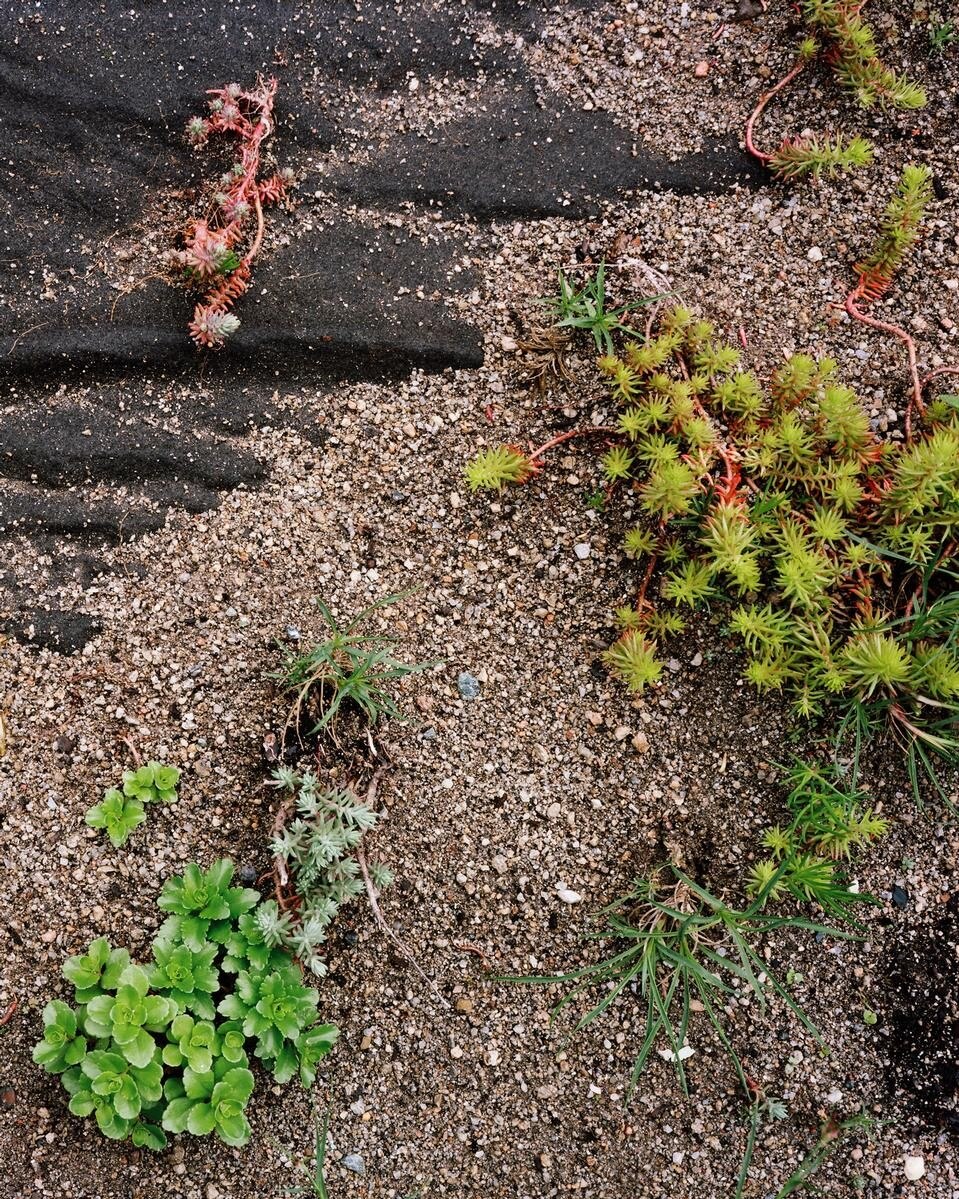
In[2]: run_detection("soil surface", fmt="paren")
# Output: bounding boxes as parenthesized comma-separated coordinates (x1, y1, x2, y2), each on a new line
(1, 1, 958, 1197)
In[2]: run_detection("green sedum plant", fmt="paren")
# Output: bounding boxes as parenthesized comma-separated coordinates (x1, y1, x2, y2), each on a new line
(468, 288, 959, 800)
(84, 790, 146, 848)
(745, 2, 925, 181)
(162, 1058, 255, 1147)
(84, 761, 181, 848)
(122, 762, 181, 805)
(33, 859, 338, 1152)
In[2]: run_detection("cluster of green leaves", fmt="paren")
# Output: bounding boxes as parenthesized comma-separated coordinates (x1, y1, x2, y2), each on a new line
(33, 860, 338, 1152)
(929, 18, 957, 55)
(465, 445, 535, 492)
(854, 164, 934, 300)
(803, 0, 927, 110)
(751, 3, 925, 183)
(467, 291, 959, 799)
(541, 262, 661, 354)
(263, 768, 392, 978)
(85, 761, 181, 848)
(511, 865, 858, 1100)
(274, 594, 429, 739)
(747, 762, 887, 916)
(767, 132, 873, 181)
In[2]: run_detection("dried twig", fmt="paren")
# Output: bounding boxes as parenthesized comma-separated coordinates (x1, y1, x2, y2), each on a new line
(356, 772, 450, 1010)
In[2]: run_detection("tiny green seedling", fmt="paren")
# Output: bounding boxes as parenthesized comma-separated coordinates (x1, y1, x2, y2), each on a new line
(541, 263, 667, 354)
(84, 762, 181, 847)
(735, 1092, 788, 1199)
(774, 1111, 881, 1198)
(122, 762, 181, 804)
(929, 18, 956, 54)
(280, 1105, 332, 1197)
(274, 593, 432, 741)
(85, 789, 147, 848)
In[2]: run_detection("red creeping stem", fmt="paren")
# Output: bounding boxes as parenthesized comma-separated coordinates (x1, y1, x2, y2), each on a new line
(921, 366, 959, 392)
(744, 59, 808, 166)
(528, 426, 618, 461)
(844, 283, 923, 440)
(636, 552, 659, 611)
(691, 397, 741, 502)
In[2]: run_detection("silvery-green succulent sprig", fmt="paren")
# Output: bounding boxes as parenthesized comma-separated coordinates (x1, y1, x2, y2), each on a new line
(267, 769, 392, 976)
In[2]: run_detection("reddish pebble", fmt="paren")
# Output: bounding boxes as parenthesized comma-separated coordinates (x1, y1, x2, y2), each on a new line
(694, 60, 710, 77)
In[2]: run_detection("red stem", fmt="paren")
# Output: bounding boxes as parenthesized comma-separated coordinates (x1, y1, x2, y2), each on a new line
(528, 426, 617, 461)
(744, 59, 808, 166)
(636, 553, 659, 611)
(920, 365, 959, 391)
(844, 286, 923, 440)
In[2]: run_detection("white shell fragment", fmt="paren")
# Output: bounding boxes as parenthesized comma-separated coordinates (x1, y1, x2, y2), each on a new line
(556, 885, 582, 904)
(657, 1046, 696, 1063)
(904, 1154, 926, 1181)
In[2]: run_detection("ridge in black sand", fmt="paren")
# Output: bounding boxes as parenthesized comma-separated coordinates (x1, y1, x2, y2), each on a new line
(0, 0, 764, 652)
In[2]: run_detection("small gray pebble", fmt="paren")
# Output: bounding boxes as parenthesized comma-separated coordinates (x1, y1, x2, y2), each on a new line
(457, 672, 481, 700)
(574, 543, 591, 560)
(285, 626, 301, 641)
(420, 726, 437, 741)
(341, 1154, 365, 1176)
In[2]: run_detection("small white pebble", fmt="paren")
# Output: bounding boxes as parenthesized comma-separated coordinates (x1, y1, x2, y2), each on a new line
(556, 886, 582, 904)
(658, 1045, 695, 1062)
(574, 543, 591, 560)
(807, 246, 823, 262)
(904, 1155, 925, 1181)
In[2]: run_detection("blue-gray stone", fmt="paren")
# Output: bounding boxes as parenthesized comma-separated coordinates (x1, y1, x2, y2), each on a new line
(341, 1154, 366, 1176)
(457, 672, 481, 700)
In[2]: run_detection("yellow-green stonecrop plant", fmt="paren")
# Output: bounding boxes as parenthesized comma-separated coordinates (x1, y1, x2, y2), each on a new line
(466, 304, 959, 799)
(745, 1, 926, 181)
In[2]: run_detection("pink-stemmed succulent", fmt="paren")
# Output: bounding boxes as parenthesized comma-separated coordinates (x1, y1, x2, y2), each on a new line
(173, 77, 295, 349)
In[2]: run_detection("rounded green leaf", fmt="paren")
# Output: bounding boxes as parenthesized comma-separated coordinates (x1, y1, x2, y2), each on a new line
(131, 1121, 167, 1151)
(120, 1029, 156, 1070)
(186, 1101, 217, 1137)
(162, 1043, 184, 1068)
(65, 1036, 88, 1066)
(117, 964, 150, 998)
(114, 1075, 141, 1121)
(183, 1067, 214, 1101)
(214, 1110, 251, 1148)
(218, 1066, 254, 1105)
(161, 1095, 194, 1133)
(68, 1090, 96, 1118)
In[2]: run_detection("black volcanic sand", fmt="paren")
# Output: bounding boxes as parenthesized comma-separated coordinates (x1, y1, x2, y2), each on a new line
(0, 0, 763, 649)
